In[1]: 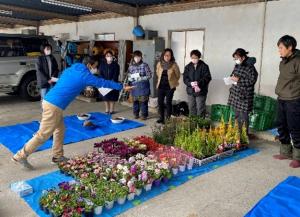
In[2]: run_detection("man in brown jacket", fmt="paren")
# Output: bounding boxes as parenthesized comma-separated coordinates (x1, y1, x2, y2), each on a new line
(273, 35, 300, 168)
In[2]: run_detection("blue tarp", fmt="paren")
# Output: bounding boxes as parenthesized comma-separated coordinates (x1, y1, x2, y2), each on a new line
(0, 112, 144, 154)
(245, 176, 300, 217)
(21, 148, 258, 217)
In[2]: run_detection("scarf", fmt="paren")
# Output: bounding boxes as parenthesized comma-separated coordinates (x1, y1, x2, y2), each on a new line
(160, 60, 174, 70)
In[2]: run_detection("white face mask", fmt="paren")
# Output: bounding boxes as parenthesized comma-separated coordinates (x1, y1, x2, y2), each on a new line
(44, 49, 51, 56)
(191, 59, 199, 65)
(90, 68, 98, 74)
(235, 59, 242, 65)
(134, 57, 141, 63)
(106, 56, 113, 63)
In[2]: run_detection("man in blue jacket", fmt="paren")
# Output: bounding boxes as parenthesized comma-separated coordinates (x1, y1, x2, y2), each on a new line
(12, 57, 129, 169)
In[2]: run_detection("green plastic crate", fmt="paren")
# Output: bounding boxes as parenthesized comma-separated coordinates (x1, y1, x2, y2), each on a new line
(254, 94, 267, 111)
(211, 104, 234, 122)
(249, 111, 275, 131)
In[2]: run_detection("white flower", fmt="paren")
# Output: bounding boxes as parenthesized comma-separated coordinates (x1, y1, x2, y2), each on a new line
(128, 157, 136, 164)
(155, 168, 161, 175)
(119, 178, 127, 185)
(117, 164, 123, 170)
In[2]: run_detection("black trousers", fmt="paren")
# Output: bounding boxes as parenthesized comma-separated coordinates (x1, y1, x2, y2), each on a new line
(235, 110, 249, 134)
(277, 98, 300, 148)
(157, 88, 175, 121)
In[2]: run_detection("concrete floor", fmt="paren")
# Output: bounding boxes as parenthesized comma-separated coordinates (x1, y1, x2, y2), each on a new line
(0, 93, 300, 217)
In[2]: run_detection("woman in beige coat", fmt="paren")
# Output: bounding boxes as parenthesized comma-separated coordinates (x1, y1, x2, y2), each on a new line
(156, 48, 181, 124)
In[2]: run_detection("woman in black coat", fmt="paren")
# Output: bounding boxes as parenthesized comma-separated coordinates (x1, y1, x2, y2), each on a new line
(99, 50, 120, 114)
(228, 48, 258, 134)
(36, 44, 59, 100)
(183, 49, 211, 117)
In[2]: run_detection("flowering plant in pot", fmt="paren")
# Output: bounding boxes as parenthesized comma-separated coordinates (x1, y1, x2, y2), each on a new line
(83, 200, 94, 217)
(39, 189, 58, 214)
(92, 194, 105, 215)
(134, 136, 163, 151)
(116, 185, 128, 205)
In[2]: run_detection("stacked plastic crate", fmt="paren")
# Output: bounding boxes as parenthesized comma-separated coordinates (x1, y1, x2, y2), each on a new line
(249, 94, 278, 131)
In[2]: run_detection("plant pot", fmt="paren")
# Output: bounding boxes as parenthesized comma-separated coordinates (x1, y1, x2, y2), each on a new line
(179, 165, 186, 172)
(127, 193, 135, 201)
(162, 177, 169, 183)
(144, 183, 152, 191)
(44, 207, 50, 215)
(172, 167, 179, 175)
(153, 179, 161, 187)
(135, 188, 142, 196)
(84, 211, 94, 217)
(50, 211, 60, 217)
(187, 163, 193, 170)
(105, 200, 114, 210)
(94, 206, 103, 215)
(117, 196, 126, 205)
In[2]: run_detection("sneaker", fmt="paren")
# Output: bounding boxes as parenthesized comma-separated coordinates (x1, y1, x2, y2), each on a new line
(51, 156, 69, 164)
(11, 157, 34, 170)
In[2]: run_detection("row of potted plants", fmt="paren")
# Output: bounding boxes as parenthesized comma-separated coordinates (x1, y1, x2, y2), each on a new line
(173, 118, 249, 159)
(43, 146, 192, 217)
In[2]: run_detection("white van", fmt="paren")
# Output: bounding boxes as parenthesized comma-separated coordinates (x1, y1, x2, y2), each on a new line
(0, 34, 61, 101)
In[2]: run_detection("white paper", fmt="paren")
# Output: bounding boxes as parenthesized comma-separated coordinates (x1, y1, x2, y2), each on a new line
(51, 77, 58, 82)
(98, 87, 113, 96)
(223, 77, 237, 86)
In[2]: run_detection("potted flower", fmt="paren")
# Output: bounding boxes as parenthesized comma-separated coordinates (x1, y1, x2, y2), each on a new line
(127, 180, 135, 201)
(153, 168, 162, 187)
(135, 180, 143, 196)
(161, 169, 172, 183)
(83, 201, 94, 217)
(187, 158, 194, 170)
(93, 195, 105, 215)
(116, 185, 128, 205)
(104, 187, 116, 210)
(144, 180, 153, 191)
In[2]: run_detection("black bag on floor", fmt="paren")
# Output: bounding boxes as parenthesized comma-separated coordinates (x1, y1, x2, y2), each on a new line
(172, 101, 189, 117)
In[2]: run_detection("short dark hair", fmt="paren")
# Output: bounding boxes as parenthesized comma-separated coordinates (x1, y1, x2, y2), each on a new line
(104, 50, 113, 56)
(83, 56, 98, 66)
(190, 50, 201, 58)
(232, 48, 249, 58)
(277, 35, 297, 51)
(160, 48, 175, 62)
(40, 43, 52, 53)
(133, 50, 142, 57)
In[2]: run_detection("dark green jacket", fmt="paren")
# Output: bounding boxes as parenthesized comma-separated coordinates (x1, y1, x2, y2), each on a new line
(275, 50, 300, 100)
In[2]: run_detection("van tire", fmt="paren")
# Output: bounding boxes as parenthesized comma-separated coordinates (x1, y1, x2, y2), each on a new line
(20, 74, 40, 101)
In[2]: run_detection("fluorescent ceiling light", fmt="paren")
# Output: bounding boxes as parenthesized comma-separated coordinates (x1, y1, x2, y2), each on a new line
(41, 0, 92, 12)
(0, 9, 13, 15)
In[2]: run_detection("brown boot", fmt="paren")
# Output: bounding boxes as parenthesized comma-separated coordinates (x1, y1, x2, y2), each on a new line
(273, 143, 292, 160)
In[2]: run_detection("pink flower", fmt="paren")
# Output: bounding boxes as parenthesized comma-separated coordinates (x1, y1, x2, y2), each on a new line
(141, 171, 148, 182)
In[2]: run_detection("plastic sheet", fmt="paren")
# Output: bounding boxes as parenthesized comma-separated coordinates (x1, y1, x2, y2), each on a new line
(245, 176, 300, 217)
(0, 112, 145, 154)
(21, 148, 258, 217)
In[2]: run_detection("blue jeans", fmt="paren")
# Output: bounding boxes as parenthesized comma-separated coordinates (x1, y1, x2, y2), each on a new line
(40, 88, 50, 100)
(133, 96, 149, 118)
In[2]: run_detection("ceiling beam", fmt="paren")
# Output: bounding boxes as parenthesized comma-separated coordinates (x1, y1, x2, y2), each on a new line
(60, 0, 137, 17)
(139, 0, 266, 15)
(0, 4, 78, 21)
(0, 16, 39, 26)
(0, 23, 14, 28)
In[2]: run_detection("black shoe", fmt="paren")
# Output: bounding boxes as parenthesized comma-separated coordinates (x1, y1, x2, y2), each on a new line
(141, 116, 147, 121)
(156, 119, 165, 124)
(134, 115, 139, 119)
